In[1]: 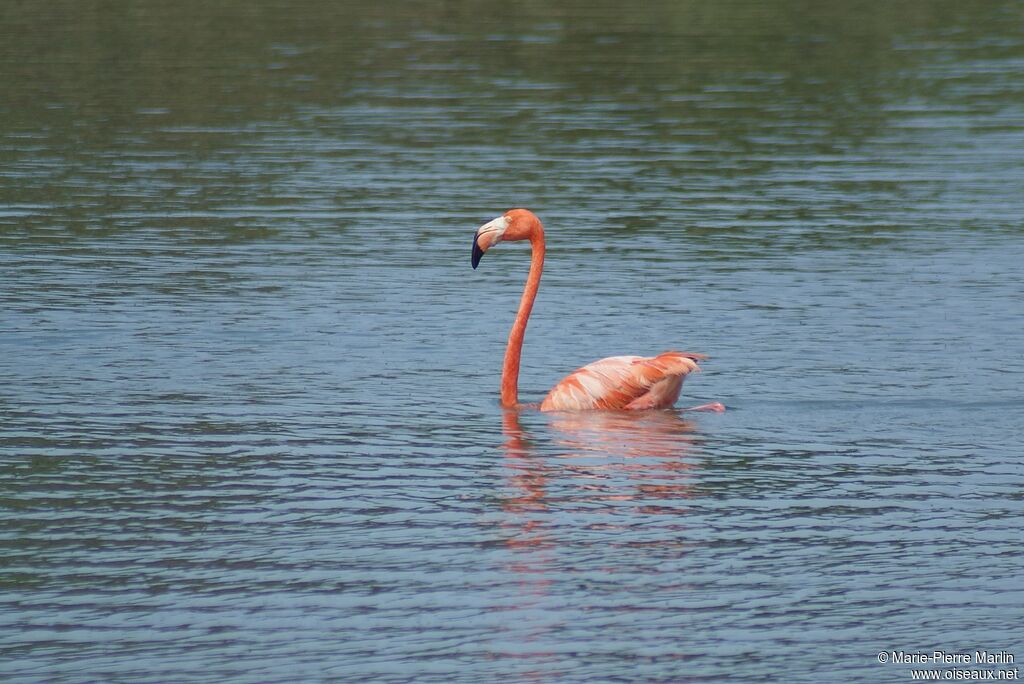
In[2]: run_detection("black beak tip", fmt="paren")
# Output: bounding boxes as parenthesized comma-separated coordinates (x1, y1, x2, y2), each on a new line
(471, 237, 483, 269)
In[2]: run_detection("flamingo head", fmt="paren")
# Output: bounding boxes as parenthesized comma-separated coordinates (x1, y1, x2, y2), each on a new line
(471, 208, 542, 269)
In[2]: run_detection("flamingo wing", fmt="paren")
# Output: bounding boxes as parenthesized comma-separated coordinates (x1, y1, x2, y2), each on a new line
(539, 351, 706, 412)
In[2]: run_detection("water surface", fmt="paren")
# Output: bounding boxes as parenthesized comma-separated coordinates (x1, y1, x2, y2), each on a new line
(2, 1, 1023, 682)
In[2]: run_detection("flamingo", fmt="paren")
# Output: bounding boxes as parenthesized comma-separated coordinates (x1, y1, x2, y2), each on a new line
(472, 208, 726, 413)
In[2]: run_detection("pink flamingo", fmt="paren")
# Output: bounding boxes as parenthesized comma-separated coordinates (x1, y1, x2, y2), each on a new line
(472, 209, 726, 413)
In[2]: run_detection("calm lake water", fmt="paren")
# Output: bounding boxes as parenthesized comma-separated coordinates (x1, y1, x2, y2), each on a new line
(2, 1, 1023, 682)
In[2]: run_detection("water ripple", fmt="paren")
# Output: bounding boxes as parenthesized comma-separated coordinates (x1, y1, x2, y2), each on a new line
(3, 1, 1024, 682)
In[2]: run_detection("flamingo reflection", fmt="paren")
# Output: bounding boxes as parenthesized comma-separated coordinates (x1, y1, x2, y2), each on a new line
(493, 409, 708, 676)
(500, 409, 554, 552)
(500, 408, 705, 545)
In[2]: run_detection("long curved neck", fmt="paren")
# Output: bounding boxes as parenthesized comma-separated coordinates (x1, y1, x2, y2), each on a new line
(501, 227, 545, 408)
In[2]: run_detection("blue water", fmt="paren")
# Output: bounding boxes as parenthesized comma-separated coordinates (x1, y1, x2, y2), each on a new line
(2, 1, 1023, 682)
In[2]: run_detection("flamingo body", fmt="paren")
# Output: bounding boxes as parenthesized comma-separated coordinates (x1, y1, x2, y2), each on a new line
(539, 352, 705, 412)
(472, 209, 722, 413)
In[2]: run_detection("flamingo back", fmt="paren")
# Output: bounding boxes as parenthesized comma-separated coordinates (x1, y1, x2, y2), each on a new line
(539, 351, 706, 412)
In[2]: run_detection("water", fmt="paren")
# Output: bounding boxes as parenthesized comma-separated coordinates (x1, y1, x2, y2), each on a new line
(2, 1, 1023, 682)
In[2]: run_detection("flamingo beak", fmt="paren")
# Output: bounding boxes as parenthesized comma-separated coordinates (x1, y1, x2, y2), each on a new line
(471, 234, 484, 269)
(471, 215, 509, 270)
